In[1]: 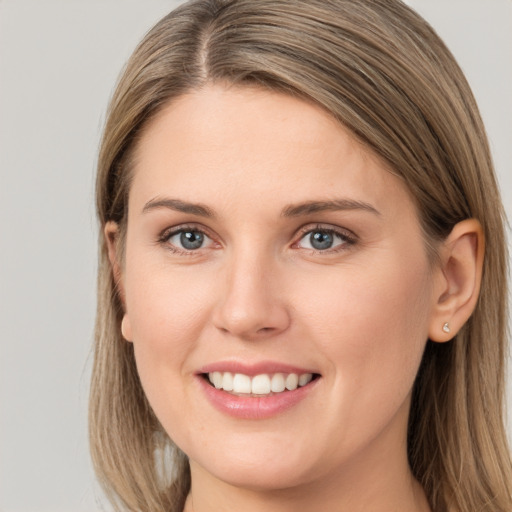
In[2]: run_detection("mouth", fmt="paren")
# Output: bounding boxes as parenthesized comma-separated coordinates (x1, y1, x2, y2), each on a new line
(197, 364, 322, 419)
(202, 371, 321, 397)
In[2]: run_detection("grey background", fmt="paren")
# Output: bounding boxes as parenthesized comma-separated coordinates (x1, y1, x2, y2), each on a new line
(0, 1, 510, 511)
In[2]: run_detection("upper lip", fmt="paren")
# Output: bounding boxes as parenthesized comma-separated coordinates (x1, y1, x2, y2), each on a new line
(197, 360, 319, 377)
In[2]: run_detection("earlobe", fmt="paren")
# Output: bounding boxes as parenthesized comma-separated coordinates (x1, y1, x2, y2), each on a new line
(105, 222, 133, 342)
(121, 314, 133, 342)
(428, 219, 484, 342)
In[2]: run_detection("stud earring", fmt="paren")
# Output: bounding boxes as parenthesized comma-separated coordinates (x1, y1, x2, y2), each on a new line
(442, 322, 451, 334)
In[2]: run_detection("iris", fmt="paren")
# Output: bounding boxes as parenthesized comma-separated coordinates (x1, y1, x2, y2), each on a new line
(310, 231, 334, 250)
(180, 230, 204, 250)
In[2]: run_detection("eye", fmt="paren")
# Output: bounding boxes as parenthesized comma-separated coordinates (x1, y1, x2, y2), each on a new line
(296, 227, 354, 252)
(163, 228, 214, 252)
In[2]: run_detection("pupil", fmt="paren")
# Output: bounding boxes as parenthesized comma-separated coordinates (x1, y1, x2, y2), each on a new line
(310, 231, 333, 250)
(180, 231, 204, 250)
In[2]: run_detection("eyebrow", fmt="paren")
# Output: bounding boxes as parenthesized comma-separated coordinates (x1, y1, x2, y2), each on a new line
(281, 199, 380, 217)
(141, 197, 380, 219)
(142, 197, 215, 218)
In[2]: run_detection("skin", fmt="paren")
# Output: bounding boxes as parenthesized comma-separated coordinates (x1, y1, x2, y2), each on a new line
(107, 84, 483, 512)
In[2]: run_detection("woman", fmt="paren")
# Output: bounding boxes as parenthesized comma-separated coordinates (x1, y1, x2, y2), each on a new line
(89, 1, 512, 511)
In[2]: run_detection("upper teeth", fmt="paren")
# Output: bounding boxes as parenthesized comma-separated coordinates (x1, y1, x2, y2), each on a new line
(207, 372, 313, 395)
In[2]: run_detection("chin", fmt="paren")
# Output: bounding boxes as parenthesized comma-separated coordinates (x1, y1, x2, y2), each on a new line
(202, 457, 312, 492)
(183, 430, 319, 491)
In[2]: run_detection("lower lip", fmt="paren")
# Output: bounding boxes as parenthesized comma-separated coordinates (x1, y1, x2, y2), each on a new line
(197, 376, 319, 419)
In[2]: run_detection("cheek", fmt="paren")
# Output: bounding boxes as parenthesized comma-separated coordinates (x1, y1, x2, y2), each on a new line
(124, 256, 214, 351)
(295, 255, 432, 409)
(297, 254, 431, 338)
(122, 255, 217, 421)
(290, 261, 432, 461)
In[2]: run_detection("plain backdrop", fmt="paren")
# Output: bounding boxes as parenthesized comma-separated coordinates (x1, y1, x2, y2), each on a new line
(0, 1, 510, 511)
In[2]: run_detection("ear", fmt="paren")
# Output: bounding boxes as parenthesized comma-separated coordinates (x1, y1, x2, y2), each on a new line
(104, 221, 133, 342)
(428, 219, 484, 342)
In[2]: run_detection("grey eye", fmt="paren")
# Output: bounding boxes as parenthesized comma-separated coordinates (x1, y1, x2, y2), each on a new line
(310, 231, 334, 250)
(180, 231, 204, 249)
(298, 229, 347, 251)
(169, 230, 211, 250)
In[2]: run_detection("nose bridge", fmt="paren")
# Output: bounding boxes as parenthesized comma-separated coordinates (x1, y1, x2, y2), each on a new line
(213, 243, 290, 339)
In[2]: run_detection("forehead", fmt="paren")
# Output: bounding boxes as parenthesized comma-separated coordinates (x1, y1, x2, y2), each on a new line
(129, 84, 414, 220)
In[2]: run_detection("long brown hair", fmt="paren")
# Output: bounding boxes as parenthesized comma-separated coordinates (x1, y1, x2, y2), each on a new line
(90, 1, 512, 511)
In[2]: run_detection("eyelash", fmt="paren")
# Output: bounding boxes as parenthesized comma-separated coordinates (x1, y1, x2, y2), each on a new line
(157, 224, 216, 255)
(294, 224, 357, 254)
(157, 223, 357, 255)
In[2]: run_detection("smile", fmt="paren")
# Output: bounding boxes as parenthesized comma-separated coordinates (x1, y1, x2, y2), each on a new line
(198, 362, 321, 419)
(207, 371, 314, 396)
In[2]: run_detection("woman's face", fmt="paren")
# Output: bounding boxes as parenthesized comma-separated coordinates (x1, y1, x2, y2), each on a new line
(117, 85, 442, 491)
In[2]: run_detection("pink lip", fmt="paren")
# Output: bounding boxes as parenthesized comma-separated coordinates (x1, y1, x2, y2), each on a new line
(196, 361, 320, 420)
(197, 360, 317, 377)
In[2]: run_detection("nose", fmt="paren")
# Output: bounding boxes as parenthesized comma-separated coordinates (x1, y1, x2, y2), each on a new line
(212, 250, 291, 340)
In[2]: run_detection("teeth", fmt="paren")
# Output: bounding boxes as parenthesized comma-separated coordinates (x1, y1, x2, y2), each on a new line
(252, 374, 271, 395)
(232, 373, 252, 394)
(285, 373, 299, 391)
(299, 373, 313, 386)
(207, 371, 314, 395)
(212, 371, 223, 389)
(271, 373, 286, 393)
(222, 372, 234, 391)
